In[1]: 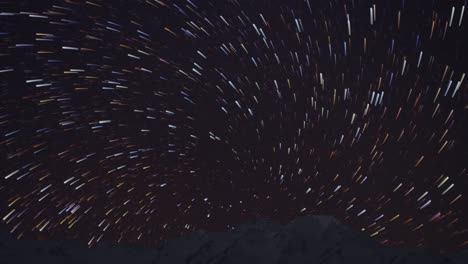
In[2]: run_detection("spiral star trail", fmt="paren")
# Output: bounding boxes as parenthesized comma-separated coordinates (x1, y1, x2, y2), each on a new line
(0, 0, 467, 251)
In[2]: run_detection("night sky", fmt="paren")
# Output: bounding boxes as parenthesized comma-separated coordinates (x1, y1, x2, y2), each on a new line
(0, 0, 467, 252)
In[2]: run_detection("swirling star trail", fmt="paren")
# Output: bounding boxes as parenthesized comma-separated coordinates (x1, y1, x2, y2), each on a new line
(0, 0, 467, 251)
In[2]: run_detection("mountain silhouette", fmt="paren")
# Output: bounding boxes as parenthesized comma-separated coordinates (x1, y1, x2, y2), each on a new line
(0, 215, 466, 264)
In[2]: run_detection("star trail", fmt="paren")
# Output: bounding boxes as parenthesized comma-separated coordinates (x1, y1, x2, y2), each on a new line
(0, 0, 467, 251)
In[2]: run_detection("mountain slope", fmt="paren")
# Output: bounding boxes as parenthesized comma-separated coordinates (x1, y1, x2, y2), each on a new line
(0, 215, 466, 264)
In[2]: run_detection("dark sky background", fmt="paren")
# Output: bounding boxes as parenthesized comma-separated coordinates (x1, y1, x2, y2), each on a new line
(0, 0, 467, 252)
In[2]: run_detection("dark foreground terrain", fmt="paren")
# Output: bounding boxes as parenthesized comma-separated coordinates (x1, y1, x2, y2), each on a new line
(0, 215, 466, 264)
